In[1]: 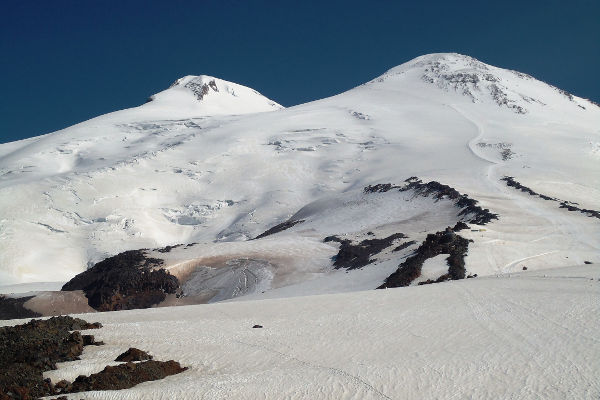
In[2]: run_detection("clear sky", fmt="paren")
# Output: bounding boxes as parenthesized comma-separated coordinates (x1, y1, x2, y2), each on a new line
(1, 0, 599, 143)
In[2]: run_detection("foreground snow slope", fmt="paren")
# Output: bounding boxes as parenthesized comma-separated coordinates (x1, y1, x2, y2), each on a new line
(4, 264, 592, 399)
(0, 53, 599, 288)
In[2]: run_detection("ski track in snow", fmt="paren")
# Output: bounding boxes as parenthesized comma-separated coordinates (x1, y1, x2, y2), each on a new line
(230, 338, 393, 400)
(449, 103, 599, 274)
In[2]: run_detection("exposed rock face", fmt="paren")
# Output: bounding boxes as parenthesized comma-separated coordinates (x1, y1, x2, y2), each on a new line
(115, 348, 153, 362)
(82, 335, 104, 346)
(392, 241, 417, 252)
(69, 360, 187, 393)
(413, 54, 528, 114)
(501, 176, 557, 200)
(0, 296, 41, 320)
(156, 244, 183, 253)
(400, 178, 498, 225)
(325, 233, 408, 270)
(378, 228, 471, 289)
(177, 78, 220, 101)
(255, 219, 305, 239)
(0, 316, 101, 400)
(61, 250, 179, 311)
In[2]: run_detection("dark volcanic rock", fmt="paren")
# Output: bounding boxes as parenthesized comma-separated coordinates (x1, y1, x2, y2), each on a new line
(330, 233, 407, 270)
(255, 219, 305, 239)
(558, 201, 600, 219)
(156, 244, 183, 253)
(0, 316, 101, 400)
(363, 178, 498, 225)
(399, 178, 498, 225)
(392, 241, 417, 252)
(62, 250, 179, 311)
(452, 221, 470, 232)
(502, 176, 600, 219)
(0, 295, 41, 321)
(501, 176, 556, 200)
(115, 348, 153, 362)
(82, 334, 104, 346)
(69, 360, 187, 393)
(0, 316, 186, 399)
(378, 227, 470, 289)
(363, 183, 401, 193)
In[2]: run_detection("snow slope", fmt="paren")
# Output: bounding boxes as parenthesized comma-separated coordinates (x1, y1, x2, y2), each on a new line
(0, 53, 599, 295)
(147, 75, 283, 115)
(2, 264, 595, 399)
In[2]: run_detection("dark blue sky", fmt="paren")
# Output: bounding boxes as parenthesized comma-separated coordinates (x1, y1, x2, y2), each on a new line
(1, 0, 599, 143)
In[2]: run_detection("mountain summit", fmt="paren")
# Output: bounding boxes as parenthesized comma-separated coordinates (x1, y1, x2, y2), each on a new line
(368, 53, 597, 114)
(144, 75, 283, 116)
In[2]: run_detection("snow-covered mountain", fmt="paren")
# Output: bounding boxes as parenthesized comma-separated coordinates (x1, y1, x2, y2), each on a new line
(147, 75, 283, 115)
(0, 53, 599, 298)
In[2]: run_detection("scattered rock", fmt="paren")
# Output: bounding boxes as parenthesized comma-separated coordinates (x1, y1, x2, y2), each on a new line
(392, 240, 417, 252)
(69, 360, 187, 393)
(502, 176, 600, 219)
(53, 379, 73, 395)
(323, 235, 344, 243)
(82, 334, 104, 346)
(115, 348, 153, 362)
(156, 244, 183, 253)
(62, 250, 179, 312)
(0, 316, 186, 399)
(363, 183, 400, 193)
(378, 227, 470, 289)
(558, 201, 600, 219)
(329, 233, 407, 270)
(502, 176, 556, 200)
(417, 273, 452, 285)
(0, 316, 101, 399)
(452, 221, 470, 232)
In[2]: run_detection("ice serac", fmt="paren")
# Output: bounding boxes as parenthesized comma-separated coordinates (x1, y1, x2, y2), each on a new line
(144, 75, 284, 116)
(0, 52, 598, 292)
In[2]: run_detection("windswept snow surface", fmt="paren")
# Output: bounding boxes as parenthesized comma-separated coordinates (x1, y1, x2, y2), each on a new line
(0, 53, 599, 291)
(2, 265, 595, 399)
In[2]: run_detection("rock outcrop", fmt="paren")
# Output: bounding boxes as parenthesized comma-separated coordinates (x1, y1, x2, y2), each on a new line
(62, 250, 179, 311)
